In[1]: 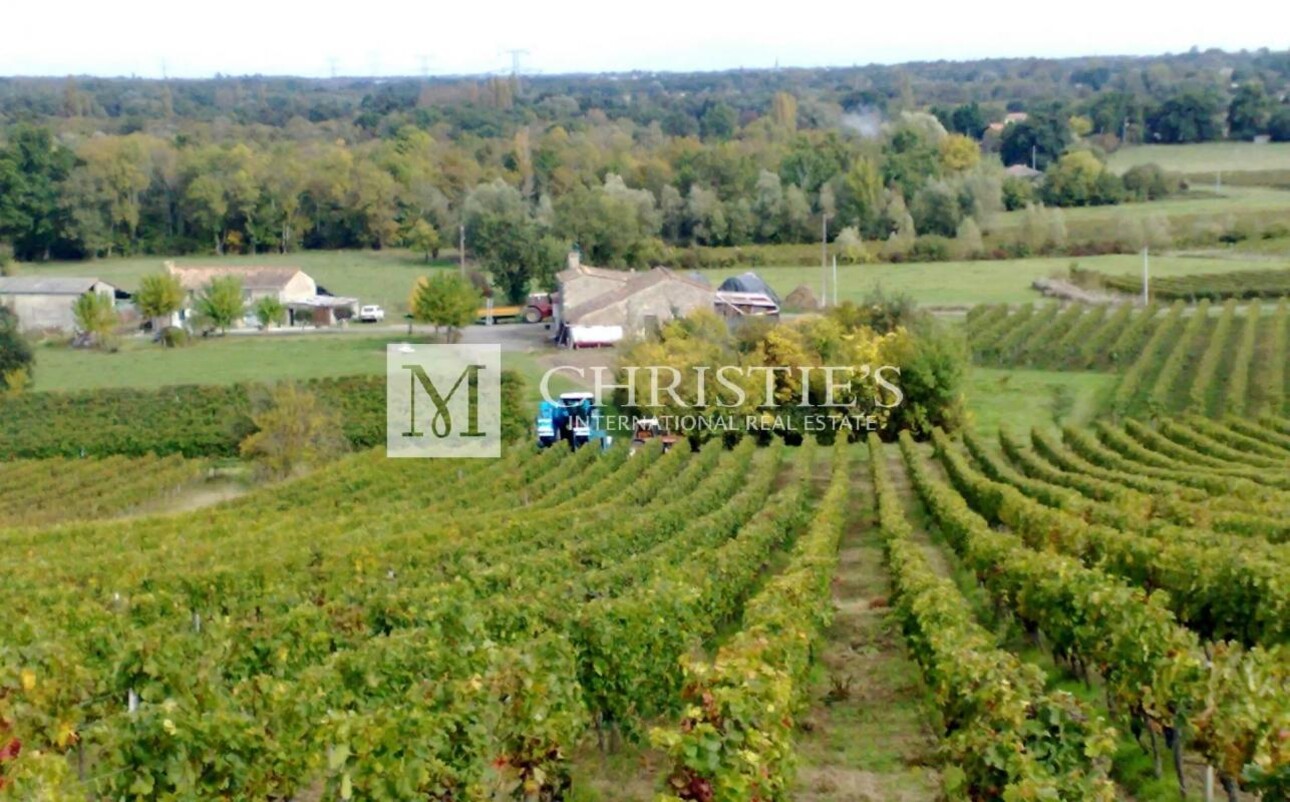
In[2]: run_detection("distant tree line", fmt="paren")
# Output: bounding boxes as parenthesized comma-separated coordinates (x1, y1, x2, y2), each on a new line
(0, 49, 1287, 297)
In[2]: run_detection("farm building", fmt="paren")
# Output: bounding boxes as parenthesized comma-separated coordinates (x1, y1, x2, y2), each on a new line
(0, 276, 123, 333)
(558, 266, 714, 348)
(164, 262, 357, 327)
(554, 250, 632, 313)
(167, 262, 317, 303)
(553, 251, 778, 347)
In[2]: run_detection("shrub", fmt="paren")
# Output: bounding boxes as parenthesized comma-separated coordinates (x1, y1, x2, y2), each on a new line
(1268, 106, 1290, 142)
(0, 307, 33, 393)
(1122, 163, 1179, 201)
(829, 286, 924, 335)
(253, 296, 287, 329)
(1219, 219, 1255, 244)
(1261, 222, 1290, 240)
(194, 276, 246, 333)
(1041, 151, 1124, 207)
(240, 383, 350, 478)
(908, 235, 952, 262)
(71, 291, 120, 350)
(410, 272, 481, 343)
(834, 226, 866, 263)
(1001, 176, 1035, 210)
(159, 326, 192, 348)
(135, 272, 185, 331)
(954, 216, 984, 259)
(878, 320, 967, 437)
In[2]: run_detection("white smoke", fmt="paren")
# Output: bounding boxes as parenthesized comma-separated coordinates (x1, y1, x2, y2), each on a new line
(841, 106, 884, 139)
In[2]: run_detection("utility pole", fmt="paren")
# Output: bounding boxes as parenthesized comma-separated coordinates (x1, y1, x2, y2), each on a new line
(820, 214, 831, 306)
(1031, 145, 1037, 171)
(832, 254, 838, 307)
(459, 224, 466, 276)
(1142, 246, 1150, 306)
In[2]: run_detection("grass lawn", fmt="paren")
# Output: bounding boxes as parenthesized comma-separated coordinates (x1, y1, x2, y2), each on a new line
(700, 251, 1289, 306)
(1106, 142, 1290, 175)
(991, 186, 1290, 231)
(15, 249, 457, 317)
(963, 367, 1116, 440)
(32, 333, 390, 391)
(31, 332, 580, 407)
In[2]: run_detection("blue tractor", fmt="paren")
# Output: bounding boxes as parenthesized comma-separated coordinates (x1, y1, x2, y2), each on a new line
(537, 392, 614, 451)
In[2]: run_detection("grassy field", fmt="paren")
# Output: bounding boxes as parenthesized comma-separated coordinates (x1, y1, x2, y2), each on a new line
(701, 251, 1289, 306)
(990, 186, 1290, 231)
(14, 249, 457, 317)
(31, 333, 390, 391)
(30, 322, 1115, 447)
(1107, 142, 1290, 175)
(963, 367, 1116, 440)
(30, 331, 581, 405)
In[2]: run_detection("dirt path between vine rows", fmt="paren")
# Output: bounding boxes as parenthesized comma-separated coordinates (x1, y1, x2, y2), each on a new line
(792, 447, 941, 802)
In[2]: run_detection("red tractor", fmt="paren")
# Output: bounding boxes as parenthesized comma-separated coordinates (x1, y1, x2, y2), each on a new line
(475, 292, 557, 325)
(523, 292, 555, 324)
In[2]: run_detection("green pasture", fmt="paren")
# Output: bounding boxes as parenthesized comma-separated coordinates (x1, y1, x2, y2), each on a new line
(1106, 142, 1290, 176)
(701, 251, 1289, 307)
(963, 367, 1116, 441)
(29, 332, 578, 406)
(990, 186, 1290, 231)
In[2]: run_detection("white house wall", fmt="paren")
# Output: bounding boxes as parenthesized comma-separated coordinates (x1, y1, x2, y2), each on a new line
(281, 272, 318, 303)
(1, 284, 115, 333)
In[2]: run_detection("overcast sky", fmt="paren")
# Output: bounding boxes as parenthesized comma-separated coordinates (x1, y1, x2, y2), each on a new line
(3, 1, 1284, 78)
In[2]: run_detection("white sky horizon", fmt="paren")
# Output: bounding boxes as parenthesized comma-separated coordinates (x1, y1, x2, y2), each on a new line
(3, 1, 1286, 79)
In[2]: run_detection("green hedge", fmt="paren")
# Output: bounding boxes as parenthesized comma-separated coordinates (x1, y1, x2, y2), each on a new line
(0, 377, 386, 459)
(1, 372, 531, 459)
(1083, 266, 1290, 301)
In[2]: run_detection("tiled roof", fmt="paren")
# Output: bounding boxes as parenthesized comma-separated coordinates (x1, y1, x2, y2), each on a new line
(555, 262, 632, 285)
(564, 267, 711, 323)
(166, 263, 304, 292)
(0, 276, 109, 295)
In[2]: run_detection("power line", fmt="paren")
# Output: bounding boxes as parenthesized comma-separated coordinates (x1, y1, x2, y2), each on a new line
(501, 48, 529, 93)
(503, 48, 529, 76)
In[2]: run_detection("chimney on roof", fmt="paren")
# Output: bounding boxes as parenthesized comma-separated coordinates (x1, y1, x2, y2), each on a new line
(567, 246, 581, 271)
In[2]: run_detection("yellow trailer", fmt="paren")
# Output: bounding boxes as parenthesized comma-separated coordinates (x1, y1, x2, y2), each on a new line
(476, 294, 555, 324)
(476, 304, 524, 323)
